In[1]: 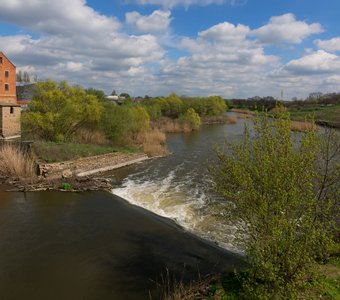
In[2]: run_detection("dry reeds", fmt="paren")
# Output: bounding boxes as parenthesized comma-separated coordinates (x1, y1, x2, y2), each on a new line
(230, 108, 257, 116)
(152, 118, 184, 133)
(75, 129, 109, 145)
(0, 143, 36, 179)
(201, 115, 237, 124)
(291, 121, 317, 132)
(269, 107, 287, 114)
(226, 116, 237, 124)
(137, 130, 168, 157)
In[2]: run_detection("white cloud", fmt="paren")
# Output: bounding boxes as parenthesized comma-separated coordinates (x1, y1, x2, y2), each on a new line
(198, 22, 250, 42)
(126, 10, 172, 33)
(0, 0, 165, 95)
(315, 37, 340, 52)
(127, 0, 246, 8)
(285, 50, 340, 75)
(252, 13, 323, 44)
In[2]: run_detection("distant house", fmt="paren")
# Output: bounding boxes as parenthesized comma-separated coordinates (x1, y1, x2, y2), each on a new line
(105, 95, 126, 105)
(0, 52, 21, 140)
(16, 83, 35, 111)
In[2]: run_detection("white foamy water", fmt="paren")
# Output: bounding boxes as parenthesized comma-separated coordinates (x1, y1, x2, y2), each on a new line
(111, 117, 251, 253)
(112, 164, 239, 252)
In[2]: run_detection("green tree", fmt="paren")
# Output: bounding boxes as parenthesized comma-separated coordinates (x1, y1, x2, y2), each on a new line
(211, 113, 339, 299)
(179, 108, 201, 130)
(120, 92, 131, 99)
(22, 80, 102, 142)
(16, 70, 23, 83)
(85, 87, 105, 101)
(101, 104, 149, 145)
(165, 93, 183, 118)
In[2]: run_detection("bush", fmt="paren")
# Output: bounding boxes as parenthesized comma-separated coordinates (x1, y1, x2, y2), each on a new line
(22, 80, 102, 142)
(211, 112, 339, 299)
(179, 108, 201, 131)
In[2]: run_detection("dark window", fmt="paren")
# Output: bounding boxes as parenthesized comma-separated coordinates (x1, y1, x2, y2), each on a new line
(5, 84, 9, 91)
(10, 107, 14, 114)
(5, 71, 9, 78)
(0, 57, 2, 64)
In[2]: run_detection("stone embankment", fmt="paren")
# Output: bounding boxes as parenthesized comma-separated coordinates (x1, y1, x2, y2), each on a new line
(38, 152, 149, 179)
(1, 152, 151, 192)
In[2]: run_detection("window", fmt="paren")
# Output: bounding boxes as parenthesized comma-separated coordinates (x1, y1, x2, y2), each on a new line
(5, 84, 9, 91)
(5, 71, 9, 78)
(0, 57, 2, 64)
(10, 107, 14, 114)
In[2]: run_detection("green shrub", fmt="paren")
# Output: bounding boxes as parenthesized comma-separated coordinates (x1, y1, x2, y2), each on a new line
(211, 112, 339, 299)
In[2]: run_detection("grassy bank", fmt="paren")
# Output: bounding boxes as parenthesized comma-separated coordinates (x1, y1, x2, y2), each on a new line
(288, 104, 340, 128)
(165, 257, 339, 299)
(32, 142, 140, 163)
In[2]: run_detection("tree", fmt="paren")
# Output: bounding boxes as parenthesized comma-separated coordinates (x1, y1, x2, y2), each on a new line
(22, 80, 102, 142)
(101, 104, 149, 145)
(16, 70, 23, 83)
(23, 71, 30, 83)
(85, 87, 106, 101)
(179, 108, 201, 130)
(120, 92, 131, 99)
(111, 89, 117, 96)
(211, 112, 339, 299)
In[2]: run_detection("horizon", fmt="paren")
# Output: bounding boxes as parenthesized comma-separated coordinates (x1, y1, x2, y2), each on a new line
(1, 0, 339, 99)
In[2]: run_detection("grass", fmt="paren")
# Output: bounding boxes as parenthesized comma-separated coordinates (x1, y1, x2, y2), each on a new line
(32, 141, 140, 163)
(0, 143, 36, 179)
(162, 257, 340, 300)
(288, 104, 340, 128)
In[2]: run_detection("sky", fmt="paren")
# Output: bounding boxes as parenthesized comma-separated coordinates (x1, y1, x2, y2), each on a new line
(0, 0, 340, 99)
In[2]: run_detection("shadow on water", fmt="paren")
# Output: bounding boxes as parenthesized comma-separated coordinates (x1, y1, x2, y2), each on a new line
(0, 191, 246, 300)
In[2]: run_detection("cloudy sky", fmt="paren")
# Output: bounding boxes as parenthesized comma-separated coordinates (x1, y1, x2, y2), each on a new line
(0, 0, 339, 99)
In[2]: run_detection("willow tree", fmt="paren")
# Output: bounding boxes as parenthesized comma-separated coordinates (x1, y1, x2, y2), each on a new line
(211, 113, 339, 299)
(22, 80, 102, 142)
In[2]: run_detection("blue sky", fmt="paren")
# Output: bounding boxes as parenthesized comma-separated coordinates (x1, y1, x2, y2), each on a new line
(0, 0, 339, 99)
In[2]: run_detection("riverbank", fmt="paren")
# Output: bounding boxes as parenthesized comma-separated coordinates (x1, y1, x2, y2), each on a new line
(0, 150, 154, 192)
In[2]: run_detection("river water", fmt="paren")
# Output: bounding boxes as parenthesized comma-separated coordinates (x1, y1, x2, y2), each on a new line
(0, 114, 250, 299)
(112, 114, 251, 252)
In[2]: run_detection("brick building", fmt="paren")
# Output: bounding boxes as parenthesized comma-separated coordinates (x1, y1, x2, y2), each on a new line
(0, 52, 21, 140)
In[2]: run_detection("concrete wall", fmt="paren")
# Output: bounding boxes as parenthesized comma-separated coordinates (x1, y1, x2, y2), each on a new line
(0, 105, 21, 139)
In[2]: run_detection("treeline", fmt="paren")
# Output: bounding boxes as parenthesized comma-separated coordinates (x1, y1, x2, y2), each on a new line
(22, 80, 227, 147)
(231, 92, 340, 111)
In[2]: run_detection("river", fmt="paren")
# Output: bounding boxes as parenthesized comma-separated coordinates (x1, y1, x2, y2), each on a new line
(0, 114, 250, 299)
(112, 113, 251, 252)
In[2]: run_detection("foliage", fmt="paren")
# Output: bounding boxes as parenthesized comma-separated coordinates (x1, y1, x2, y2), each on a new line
(164, 93, 184, 118)
(120, 92, 131, 99)
(22, 80, 102, 142)
(179, 108, 201, 130)
(85, 87, 106, 101)
(101, 103, 149, 145)
(60, 182, 72, 191)
(211, 112, 339, 299)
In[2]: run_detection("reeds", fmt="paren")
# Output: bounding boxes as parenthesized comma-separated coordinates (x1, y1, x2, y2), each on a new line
(230, 108, 257, 116)
(75, 129, 109, 145)
(0, 143, 36, 179)
(291, 121, 317, 132)
(137, 129, 168, 157)
(201, 115, 237, 124)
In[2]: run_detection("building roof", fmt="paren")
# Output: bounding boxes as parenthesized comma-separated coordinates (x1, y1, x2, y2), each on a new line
(0, 103, 20, 107)
(0, 51, 16, 68)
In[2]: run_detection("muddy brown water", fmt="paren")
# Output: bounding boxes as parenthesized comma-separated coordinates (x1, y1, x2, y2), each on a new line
(0, 191, 245, 300)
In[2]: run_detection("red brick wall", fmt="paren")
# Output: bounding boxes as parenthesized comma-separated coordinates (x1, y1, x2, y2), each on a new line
(0, 52, 17, 103)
